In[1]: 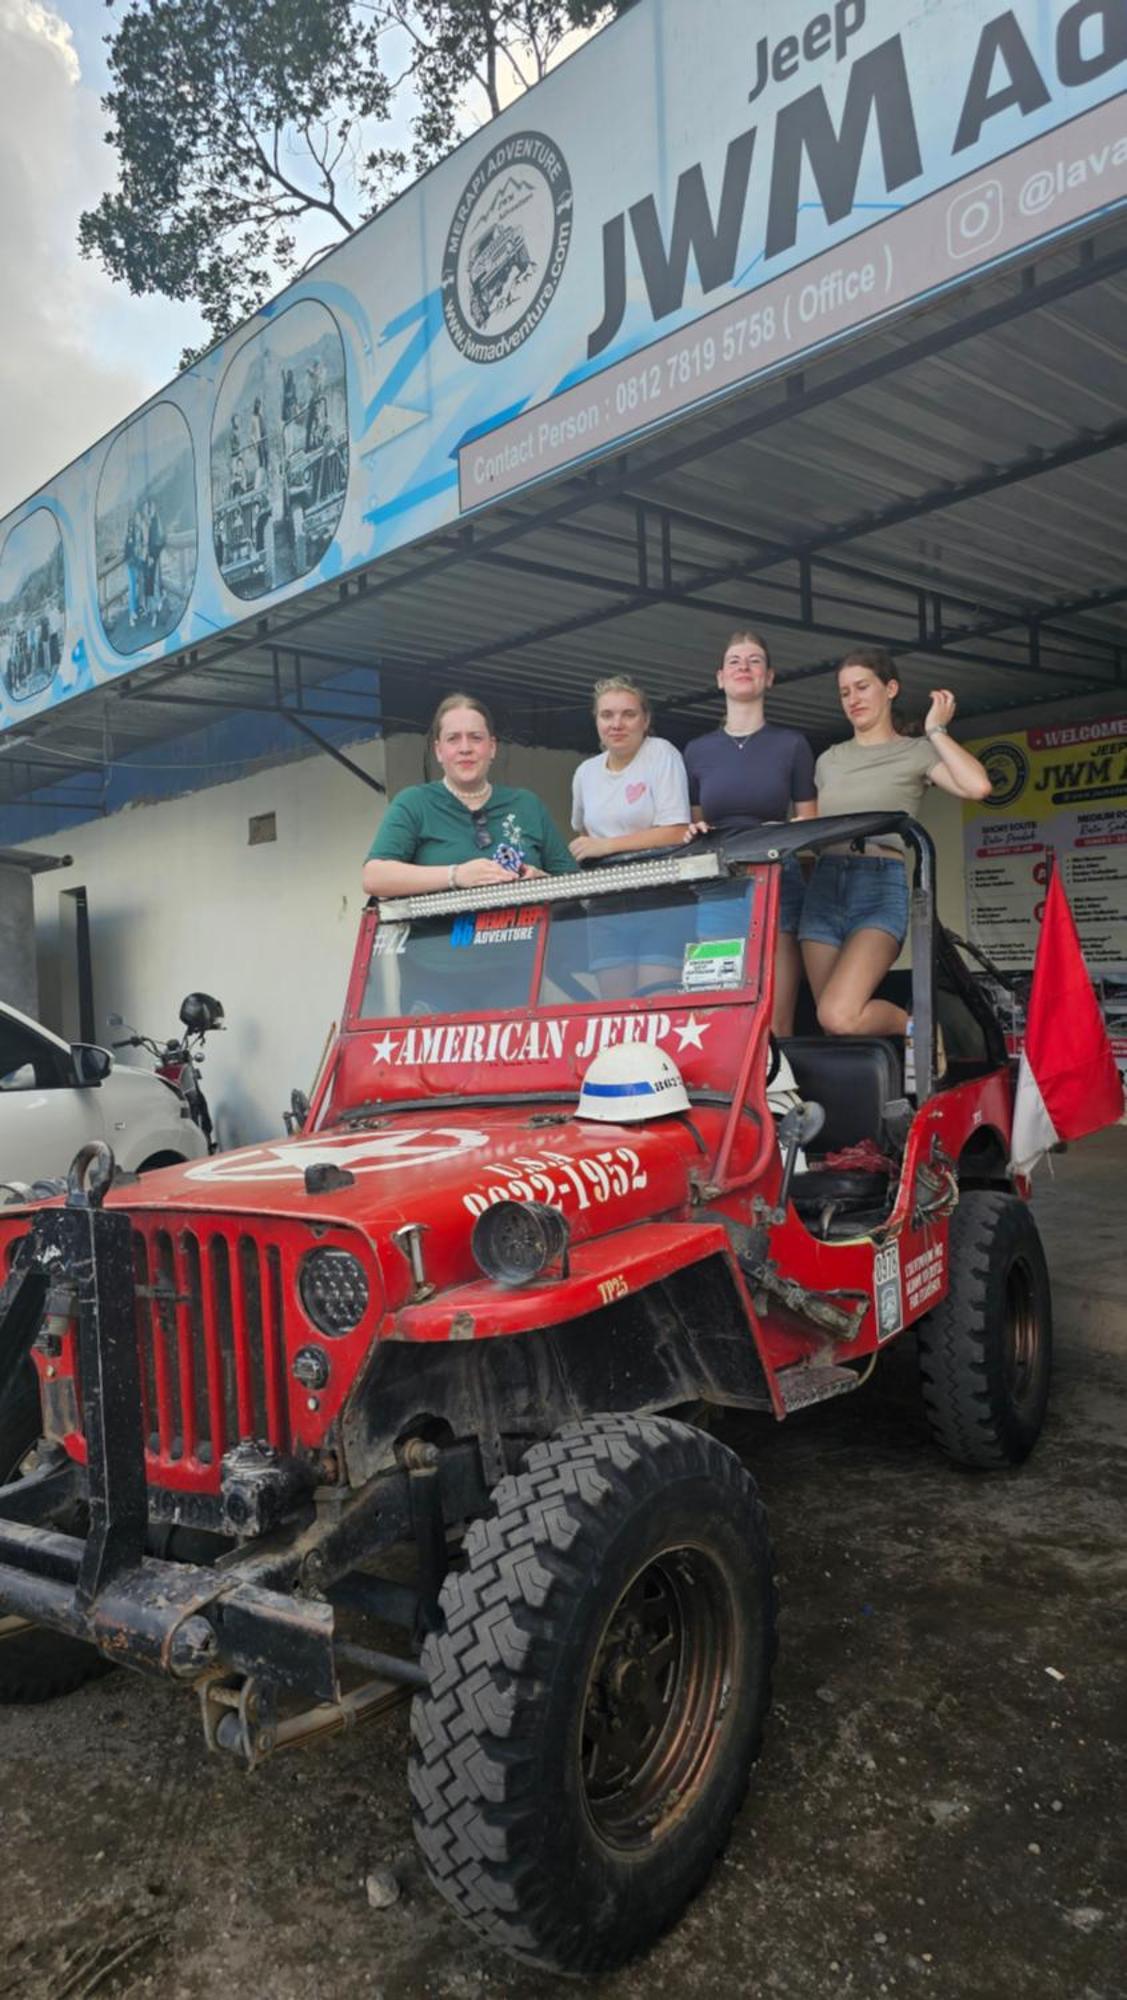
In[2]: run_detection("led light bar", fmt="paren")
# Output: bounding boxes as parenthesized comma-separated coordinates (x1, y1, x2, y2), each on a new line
(377, 849, 724, 921)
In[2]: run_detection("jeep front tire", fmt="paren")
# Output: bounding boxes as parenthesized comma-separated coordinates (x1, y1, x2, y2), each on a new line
(409, 1414, 776, 1973)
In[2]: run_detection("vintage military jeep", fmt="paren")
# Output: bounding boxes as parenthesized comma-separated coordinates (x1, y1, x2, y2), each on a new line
(0, 814, 1050, 1974)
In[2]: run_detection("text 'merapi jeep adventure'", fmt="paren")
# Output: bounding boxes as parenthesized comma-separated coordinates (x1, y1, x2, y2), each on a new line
(0, 813, 1051, 1974)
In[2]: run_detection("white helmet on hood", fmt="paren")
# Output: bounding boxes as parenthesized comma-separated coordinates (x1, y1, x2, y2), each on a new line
(576, 1044, 690, 1123)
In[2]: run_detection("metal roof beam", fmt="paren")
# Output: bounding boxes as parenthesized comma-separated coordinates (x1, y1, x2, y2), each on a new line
(349, 238, 1127, 614)
(281, 714, 386, 794)
(410, 409, 1127, 682)
(779, 579, 1127, 687)
(115, 690, 379, 726)
(611, 494, 1127, 661)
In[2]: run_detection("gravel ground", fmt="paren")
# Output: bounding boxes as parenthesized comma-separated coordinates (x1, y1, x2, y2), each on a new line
(0, 1170, 1124, 2000)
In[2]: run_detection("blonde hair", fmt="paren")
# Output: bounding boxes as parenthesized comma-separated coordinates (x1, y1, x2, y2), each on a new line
(592, 675, 652, 722)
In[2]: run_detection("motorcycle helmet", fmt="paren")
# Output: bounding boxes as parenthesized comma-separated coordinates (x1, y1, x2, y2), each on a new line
(576, 1045, 689, 1123)
(179, 991, 225, 1033)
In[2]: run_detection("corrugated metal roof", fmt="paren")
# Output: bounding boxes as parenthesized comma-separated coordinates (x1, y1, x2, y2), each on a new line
(3, 213, 1125, 811)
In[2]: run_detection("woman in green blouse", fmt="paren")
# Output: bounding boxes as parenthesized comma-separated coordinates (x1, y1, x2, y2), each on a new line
(362, 693, 576, 898)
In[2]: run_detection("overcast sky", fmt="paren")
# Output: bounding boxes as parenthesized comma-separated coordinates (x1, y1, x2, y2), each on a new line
(0, 1, 595, 523)
(0, 1, 206, 517)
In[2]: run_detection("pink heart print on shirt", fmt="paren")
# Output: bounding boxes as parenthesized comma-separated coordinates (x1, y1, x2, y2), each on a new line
(625, 782, 647, 803)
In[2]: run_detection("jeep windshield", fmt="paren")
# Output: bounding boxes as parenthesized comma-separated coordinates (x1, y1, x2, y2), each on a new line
(359, 868, 760, 1021)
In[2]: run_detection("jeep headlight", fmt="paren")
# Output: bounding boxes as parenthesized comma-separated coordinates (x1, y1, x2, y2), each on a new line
(298, 1247, 370, 1336)
(471, 1200, 570, 1288)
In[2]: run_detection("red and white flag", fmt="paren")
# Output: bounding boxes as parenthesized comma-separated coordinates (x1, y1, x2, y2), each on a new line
(1010, 868, 1124, 1174)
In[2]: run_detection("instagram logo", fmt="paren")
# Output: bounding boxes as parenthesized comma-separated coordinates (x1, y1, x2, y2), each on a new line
(946, 180, 1003, 260)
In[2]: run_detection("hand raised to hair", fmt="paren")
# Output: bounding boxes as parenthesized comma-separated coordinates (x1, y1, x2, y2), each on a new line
(925, 689, 957, 732)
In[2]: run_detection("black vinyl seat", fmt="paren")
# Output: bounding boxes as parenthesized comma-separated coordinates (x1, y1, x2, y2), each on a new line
(776, 1036, 907, 1230)
(777, 1037, 904, 1153)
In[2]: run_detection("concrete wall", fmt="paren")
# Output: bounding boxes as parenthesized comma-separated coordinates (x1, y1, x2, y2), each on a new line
(24, 729, 580, 1149)
(0, 863, 37, 1014)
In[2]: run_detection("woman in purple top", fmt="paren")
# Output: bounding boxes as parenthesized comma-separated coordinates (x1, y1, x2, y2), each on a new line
(685, 629, 816, 1034)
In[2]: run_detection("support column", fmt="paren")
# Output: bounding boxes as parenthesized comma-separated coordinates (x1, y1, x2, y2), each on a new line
(0, 862, 37, 1015)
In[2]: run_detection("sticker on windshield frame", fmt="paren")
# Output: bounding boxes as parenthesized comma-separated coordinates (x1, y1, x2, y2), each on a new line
(373, 922, 409, 957)
(682, 937, 746, 991)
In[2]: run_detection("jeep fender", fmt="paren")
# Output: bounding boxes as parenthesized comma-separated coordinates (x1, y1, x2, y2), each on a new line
(339, 1228, 776, 1485)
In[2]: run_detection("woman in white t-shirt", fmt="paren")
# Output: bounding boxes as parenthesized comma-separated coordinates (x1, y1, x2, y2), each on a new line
(570, 676, 690, 862)
(571, 676, 691, 998)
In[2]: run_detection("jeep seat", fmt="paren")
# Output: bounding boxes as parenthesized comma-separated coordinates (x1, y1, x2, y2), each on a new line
(777, 1037, 904, 1153)
(776, 1037, 906, 1228)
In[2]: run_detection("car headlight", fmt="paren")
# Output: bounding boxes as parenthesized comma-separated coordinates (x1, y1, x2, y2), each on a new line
(471, 1200, 570, 1288)
(298, 1247, 370, 1336)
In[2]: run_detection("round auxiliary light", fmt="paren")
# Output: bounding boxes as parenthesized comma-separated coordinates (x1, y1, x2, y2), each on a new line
(292, 1344, 331, 1391)
(471, 1200, 569, 1289)
(298, 1247, 370, 1337)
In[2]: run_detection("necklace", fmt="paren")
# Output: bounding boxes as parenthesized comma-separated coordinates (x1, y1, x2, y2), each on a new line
(724, 729, 755, 750)
(443, 776, 492, 808)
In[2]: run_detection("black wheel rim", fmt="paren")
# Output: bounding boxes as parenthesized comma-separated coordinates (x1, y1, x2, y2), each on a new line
(1003, 1255, 1040, 1415)
(580, 1543, 739, 1850)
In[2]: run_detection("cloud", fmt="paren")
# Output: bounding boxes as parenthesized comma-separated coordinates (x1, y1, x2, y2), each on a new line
(0, 1, 195, 520)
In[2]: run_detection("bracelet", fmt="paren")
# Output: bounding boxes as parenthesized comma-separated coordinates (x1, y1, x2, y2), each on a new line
(448, 863, 460, 889)
(926, 724, 950, 738)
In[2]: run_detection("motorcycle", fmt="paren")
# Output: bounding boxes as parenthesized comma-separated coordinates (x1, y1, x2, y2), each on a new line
(108, 991, 225, 1153)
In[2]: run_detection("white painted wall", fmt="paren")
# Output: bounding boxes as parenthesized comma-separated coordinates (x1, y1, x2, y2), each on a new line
(24, 729, 582, 1149)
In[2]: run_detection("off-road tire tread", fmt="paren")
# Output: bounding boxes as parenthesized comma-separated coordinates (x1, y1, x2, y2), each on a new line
(916, 1191, 1051, 1469)
(409, 1413, 776, 1973)
(0, 1628, 113, 1704)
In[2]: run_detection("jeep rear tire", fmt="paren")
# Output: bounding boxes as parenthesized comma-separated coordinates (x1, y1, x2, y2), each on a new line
(409, 1415, 776, 1974)
(917, 1191, 1052, 1469)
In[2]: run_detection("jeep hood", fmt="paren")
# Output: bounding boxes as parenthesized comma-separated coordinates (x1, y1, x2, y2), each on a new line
(107, 1107, 704, 1245)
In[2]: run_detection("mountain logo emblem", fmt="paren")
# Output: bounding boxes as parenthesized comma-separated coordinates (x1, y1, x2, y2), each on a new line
(442, 132, 573, 365)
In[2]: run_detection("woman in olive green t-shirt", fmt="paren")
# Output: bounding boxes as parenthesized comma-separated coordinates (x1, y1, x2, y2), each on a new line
(361, 693, 576, 899)
(799, 648, 992, 1041)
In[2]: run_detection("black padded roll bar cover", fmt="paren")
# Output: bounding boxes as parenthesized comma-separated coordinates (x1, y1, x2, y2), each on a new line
(713, 812, 912, 866)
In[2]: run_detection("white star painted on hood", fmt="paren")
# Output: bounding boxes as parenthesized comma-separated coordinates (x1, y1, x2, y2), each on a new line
(371, 1031, 401, 1064)
(186, 1128, 490, 1183)
(673, 1014, 709, 1052)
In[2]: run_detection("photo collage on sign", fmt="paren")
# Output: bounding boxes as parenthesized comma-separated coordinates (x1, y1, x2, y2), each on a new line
(0, 510, 66, 708)
(95, 404, 198, 656)
(209, 300, 349, 601)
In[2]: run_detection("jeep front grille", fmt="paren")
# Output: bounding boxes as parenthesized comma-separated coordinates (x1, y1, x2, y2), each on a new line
(132, 1219, 291, 1474)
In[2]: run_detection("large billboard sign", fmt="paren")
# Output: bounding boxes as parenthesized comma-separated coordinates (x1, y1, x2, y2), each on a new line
(2, 0, 1126, 732)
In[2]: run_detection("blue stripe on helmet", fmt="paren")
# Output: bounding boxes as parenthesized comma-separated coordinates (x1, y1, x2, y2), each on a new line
(581, 1079, 658, 1097)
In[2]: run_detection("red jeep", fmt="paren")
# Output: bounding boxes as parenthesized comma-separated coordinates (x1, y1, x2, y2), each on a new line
(0, 814, 1050, 1975)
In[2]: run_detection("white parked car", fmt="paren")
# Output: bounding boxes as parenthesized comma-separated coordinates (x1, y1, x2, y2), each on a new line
(0, 1000, 208, 1193)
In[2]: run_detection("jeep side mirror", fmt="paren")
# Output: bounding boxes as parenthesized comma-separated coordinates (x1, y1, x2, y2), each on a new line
(778, 1101, 825, 1150)
(71, 1043, 113, 1087)
(776, 1100, 826, 1217)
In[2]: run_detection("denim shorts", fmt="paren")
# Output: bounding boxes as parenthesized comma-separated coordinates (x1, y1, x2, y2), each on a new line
(798, 854, 909, 947)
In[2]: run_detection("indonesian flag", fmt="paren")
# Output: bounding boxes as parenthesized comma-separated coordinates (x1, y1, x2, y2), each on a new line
(1010, 868, 1124, 1174)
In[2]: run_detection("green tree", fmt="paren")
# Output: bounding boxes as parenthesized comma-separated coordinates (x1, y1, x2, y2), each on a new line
(80, 0, 630, 358)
